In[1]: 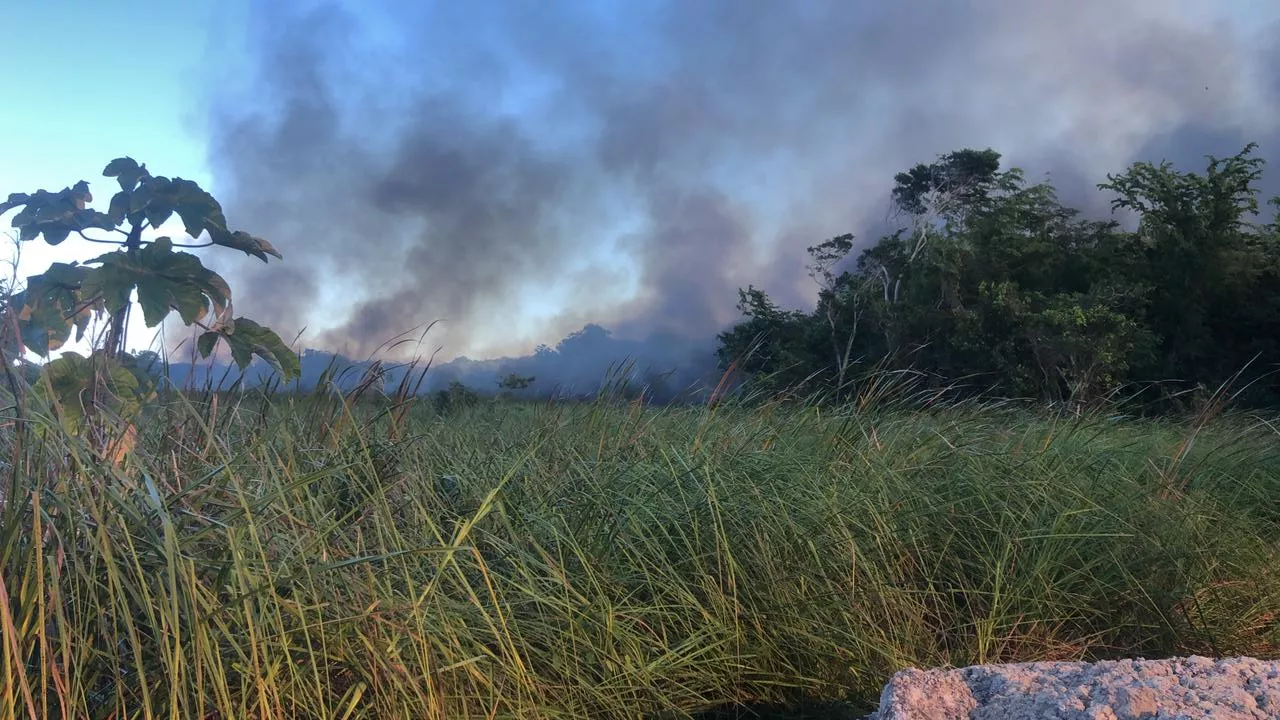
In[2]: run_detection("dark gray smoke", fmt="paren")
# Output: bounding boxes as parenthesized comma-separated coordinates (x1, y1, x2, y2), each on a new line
(203, 0, 1280, 364)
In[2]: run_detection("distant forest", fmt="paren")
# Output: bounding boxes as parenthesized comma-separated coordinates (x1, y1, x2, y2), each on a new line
(716, 144, 1280, 411)
(152, 144, 1280, 412)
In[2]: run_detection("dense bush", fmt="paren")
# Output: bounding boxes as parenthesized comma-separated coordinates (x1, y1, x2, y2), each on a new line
(2, 386, 1277, 718)
(718, 145, 1280, 412)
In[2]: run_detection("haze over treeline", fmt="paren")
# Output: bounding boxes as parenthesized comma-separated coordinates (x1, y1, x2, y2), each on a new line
(196, 0, 1280, 397)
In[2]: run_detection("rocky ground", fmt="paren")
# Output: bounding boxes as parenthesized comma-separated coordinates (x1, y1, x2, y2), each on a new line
(869, 656, 1280, 719)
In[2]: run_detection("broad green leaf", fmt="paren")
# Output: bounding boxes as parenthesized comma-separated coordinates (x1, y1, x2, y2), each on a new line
(10, 202, 37, 226)
(32, 351, 153, 435)
(42, 225, 71, 245)
(0, 192, 29, 216)
(32, 352, 92, 433)
(10, 263, 96, 356)
(72, 209, 118, 232)
(13, 294, 75, 355)
(9, 202, 38, 228)
(11, 194, 57, 231)
(144, 202, 174, 229)
(136, 175, 175, 228)
(103, 157, 146, 193)
(128, 175, 225, 239)
(196, 330, 219, 359)
(32, 202, 74, 225)
(136, 237, 231, 325)
(6, 185, 117, 245)
(102, 157, 136, 176)
(130, 182, 153, 213)
(82, 238, 232, 328)
(41, 261, 90, 289)
(69, 180, 92, 208)
(70, 180, 92, 208)
(199, 317, 299, 381)
(177, 205, 207, 239)
(108, 191, 131, 223)
(165, 178, 224, 238)
(210, 227, 283, 261)
(80, 257, 135, 314)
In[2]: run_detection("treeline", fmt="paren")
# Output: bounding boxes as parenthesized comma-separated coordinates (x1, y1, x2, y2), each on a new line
(716, 145, 1280, 411)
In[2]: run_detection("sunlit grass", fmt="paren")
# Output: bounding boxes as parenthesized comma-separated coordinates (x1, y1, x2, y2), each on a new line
(2, 378, 1279, 718)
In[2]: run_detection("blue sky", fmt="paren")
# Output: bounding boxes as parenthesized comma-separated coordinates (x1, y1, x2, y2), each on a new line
(0, 0, 251, 357)
(0, 1, 233, 194)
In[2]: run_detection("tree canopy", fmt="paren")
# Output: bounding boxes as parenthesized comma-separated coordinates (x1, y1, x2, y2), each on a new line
(717, 144, 1280, 411)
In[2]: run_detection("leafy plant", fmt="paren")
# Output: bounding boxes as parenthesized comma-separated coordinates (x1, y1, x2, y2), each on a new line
(435, 380, 480, 413)
(498, 372, 535, 392)
(1, 157, 300, 457)
(716, 143, 1280, 410)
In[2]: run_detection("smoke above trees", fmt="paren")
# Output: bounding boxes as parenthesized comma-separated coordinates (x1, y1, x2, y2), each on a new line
(203, 0, 1280, 375)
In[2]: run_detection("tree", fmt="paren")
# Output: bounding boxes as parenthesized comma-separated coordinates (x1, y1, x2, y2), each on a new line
(435, 381, 479, 413)
(498, 373, 535, 391)
(716, 143, 1280, 410)
(891, 148, 1003, 219)
(804, 233, 872, 399)
(872, 149, 1014, 304)
(496, 372, 535, 400)
(715, 285, 825, 398)
(949, 177, 1155, 402)
(1, 158, 300, 457)
(1098, 143, 1280, 404)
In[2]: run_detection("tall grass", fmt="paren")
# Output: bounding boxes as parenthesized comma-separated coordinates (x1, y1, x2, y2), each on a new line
(2, 380, 1279, 718)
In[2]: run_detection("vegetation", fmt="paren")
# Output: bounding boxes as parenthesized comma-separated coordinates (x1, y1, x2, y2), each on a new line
(718, 145, 1280, 412)
(0, 158, 298, 460)
(1, 147, 1278, 718)
(0, 376, 1277, 718)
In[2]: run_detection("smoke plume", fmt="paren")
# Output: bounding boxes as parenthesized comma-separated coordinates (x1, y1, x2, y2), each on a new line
(203, 0, 1280, 363)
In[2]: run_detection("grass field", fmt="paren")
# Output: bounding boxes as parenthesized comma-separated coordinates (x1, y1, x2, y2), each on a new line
(2, 383, 1279, 718)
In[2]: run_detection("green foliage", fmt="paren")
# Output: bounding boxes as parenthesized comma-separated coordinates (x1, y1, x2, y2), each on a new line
(3, 157, 294, 370)
(717, 144, 1280, 409)
(3, 393, 1279, 716)
(31, 350, 157, 435)
(891, 147, 1003, 218)
(197, 317, 301, 383)
(100, 157, 282, 261)
(1097, 143, 1280, 402)
(498, 372, 536, 391)
(0, 180, 110, 245)
(434, 380, 481, 413)
(1, 156, 299, 456)
(83, 237, 232, 326)
(7, 262, 97, 355)
(716, 285, 827, 397)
